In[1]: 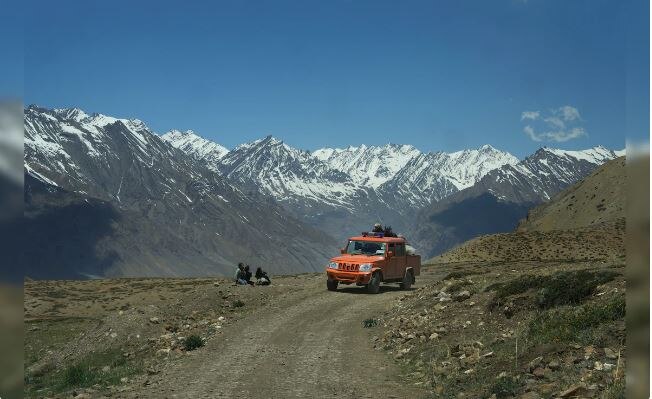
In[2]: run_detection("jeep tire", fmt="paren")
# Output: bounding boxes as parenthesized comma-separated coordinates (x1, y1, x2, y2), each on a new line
(366, 272, 381, 294)
(327, 278, 339, 291)
(399, 269, 413, 290)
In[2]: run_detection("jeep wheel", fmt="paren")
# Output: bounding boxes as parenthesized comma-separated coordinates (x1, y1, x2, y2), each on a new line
(366, 272, 381, 294)
(326, 279, 338, 291)
(399, 270, 413, 290)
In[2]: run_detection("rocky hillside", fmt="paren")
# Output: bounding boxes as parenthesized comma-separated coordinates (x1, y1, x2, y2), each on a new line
(24, 105, 337, 278)
(376, 260, 625, 398)
(518, 157, 625, 232)
(411, 147, 622, 258)
(429, 156, 626, 264)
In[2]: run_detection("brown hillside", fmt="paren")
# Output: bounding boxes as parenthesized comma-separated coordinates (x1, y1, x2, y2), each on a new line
(517, 156, 625, 232)
(429, 157, 626, 264)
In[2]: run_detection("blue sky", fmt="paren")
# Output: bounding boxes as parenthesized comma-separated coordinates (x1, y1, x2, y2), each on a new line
(22, 0, 648, 157)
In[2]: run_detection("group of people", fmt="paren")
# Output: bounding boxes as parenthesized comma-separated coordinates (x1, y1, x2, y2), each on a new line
(234, 263, 271, 286)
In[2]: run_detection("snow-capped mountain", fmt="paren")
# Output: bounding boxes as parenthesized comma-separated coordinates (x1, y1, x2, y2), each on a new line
(313, 144, 421, 188)
(161, 129, 229, 172)
(24, 104, 624, 276)
(475, 146, 623, 203)
(377, 145, 520, 208)
(411, 145, 624, 258)
(23, 105, 336, 278)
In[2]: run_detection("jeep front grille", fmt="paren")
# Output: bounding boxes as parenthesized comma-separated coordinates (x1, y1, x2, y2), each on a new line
(339, 263, 359, 271)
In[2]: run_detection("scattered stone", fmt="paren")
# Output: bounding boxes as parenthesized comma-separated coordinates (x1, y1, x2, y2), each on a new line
(149, 317, 160, 324)
(101, 366, 111, 373)
(518, 392, 541, 399)
(429, 333, 439, 340)
(558, 384, 586, 398)
(532, 367, 546, 378)
(603, 347, 618, 359)
(547, 360, 560, 370)
(120, 377, 129, 383)
(454, 290, 471, 302)
(527, 356, 544, 372)
(156, 348, 171, 357)
(603, 363, 616, 371)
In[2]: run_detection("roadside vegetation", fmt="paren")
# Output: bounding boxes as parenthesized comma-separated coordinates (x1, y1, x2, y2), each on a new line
(375, 261, 626, 398)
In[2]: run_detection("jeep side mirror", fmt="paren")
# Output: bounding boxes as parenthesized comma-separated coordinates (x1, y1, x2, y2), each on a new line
(340, 248, 346, 254)
(387, 251, 394, 257)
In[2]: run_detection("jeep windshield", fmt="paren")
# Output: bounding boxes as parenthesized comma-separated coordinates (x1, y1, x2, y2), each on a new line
(345, 240, 386, 256)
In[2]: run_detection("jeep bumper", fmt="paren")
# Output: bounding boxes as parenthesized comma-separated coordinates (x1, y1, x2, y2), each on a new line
(326, 270, 372, 284)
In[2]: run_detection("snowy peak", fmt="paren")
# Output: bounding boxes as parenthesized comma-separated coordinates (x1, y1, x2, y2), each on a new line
(539, 146, 622, 164)
(161, 129, 229, 163)
(312, 143, 422, 188)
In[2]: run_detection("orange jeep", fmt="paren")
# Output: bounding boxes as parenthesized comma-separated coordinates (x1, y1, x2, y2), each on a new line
(325, 232, 421, 293)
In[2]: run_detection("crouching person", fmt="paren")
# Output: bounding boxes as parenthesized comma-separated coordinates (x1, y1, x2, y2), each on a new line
(255, 267, 271, 286)
(234, 263, 248, 285)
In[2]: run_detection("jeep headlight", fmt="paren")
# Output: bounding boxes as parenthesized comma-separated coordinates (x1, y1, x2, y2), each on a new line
(328, 262, 338, 269)
(359, 263, 372, 272)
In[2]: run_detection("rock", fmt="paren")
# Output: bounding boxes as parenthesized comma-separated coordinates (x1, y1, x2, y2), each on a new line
(482, 351, 494, 358)
(527, 356, 544, 372)
(584, 346, 596, 359)
(497, 371, 508, 379)
(120, 377, 129, 383)
(603, 363, 616, 371)
(518, 392, 541, 399)
(218, 316, 226, 321)
(439, 296, 452, 303)
(429, 333, 439, 340)
(156, 348, 171, 357)
(603, 347, 618, 359)
(558, 384, 586, 398)
(109, 332, 117, 338)
(101, 366, 111, 373)
(454, 290, 471, 301)
(149, 317, 160, 324)
(593, 361, 604, 371)
(213, 281, 220, 287)
(547, 360, 560, 370)
(532, 367, 546, 378)
(73, 394, 91, 399)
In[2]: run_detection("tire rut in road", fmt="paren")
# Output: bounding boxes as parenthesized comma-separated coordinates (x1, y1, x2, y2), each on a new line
(129, 280, 431, 398)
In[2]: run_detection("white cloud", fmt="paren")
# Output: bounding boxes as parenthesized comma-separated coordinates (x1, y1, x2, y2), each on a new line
(521, 111, 540, 121)
(559, 105, 581, 122)
(521, 105, 587, 143)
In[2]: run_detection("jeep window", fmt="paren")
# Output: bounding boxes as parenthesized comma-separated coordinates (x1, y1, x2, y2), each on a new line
(346, 241, 386, 255)
(395, 244, 406, 256)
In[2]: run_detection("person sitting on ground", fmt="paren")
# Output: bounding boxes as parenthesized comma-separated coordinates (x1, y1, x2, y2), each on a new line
(244, 265, 255, 286)
(234, 263, 248, 285)
(255, 267, 271, 285)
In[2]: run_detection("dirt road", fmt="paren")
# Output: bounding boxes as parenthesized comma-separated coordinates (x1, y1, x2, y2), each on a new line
(127, 276, 435, 399)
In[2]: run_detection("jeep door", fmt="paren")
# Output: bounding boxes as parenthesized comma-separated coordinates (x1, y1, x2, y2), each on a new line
(387, 243, 402, 279)
(393, 243, 407, 277)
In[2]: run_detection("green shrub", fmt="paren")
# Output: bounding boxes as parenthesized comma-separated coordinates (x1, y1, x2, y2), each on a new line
(362, 318, 378, 328)
(487, 270, 619, 310)
(535, 270, 619, 309)
(64, 364, 93, 386)
(232, 299, 245, 308)
(489, 376, 519, 398)
(446, 280, 472, 293)
(528, 295, 625, 345)
(184, 335, 204, 351)
(443, 270, 485, 280)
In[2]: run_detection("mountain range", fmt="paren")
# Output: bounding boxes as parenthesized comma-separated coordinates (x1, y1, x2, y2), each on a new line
(24, 105, 623, 277)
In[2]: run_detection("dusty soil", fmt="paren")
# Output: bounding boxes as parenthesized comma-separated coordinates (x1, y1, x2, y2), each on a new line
(25, 271, 440, 399)
(125, 275, 439, 399)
